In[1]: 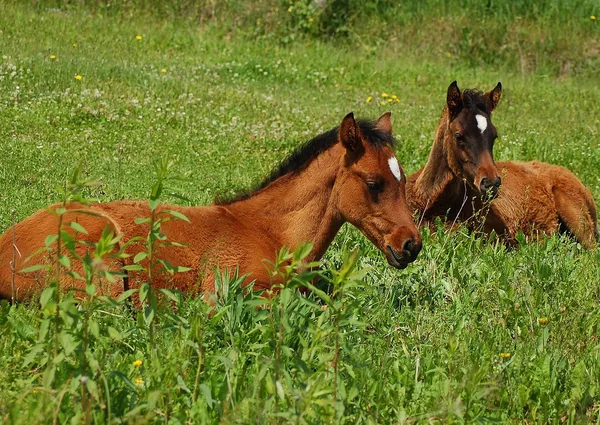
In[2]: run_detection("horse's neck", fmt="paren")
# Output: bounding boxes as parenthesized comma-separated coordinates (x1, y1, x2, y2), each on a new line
(412, 112, 457, 209)
(227, 145, 343, 261)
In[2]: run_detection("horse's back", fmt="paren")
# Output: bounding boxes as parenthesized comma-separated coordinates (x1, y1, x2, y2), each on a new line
(0, 202, 127, 300)
(495, 160, 597, 247)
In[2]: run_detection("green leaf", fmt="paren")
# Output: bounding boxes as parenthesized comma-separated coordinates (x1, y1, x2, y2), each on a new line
(177, 375, 191, 393)
(85, 284, 97, 297)
(45, 234, 58, 247)
(58, 254, 71, 269)
(166, 210, 190, 222)
(149, 198, 160, 211)
(123, 264, 145, 272)
(42, 365, 56, 388)
(69, 221, 88, 235)
(89, 319, 100, 338)
(117, 288, 138, 303)
(108, 327, 122, 341)
(20, 264, 48, 274)
(133, 252, 148, 263)
(134, 217, 151, 225)
(59, 332, 78, 355)
(139, 283, 149, 304)
(40, 286, 55, 309)
(159, 288, 181, 304)
(23, 344, 45, 367)
(144, 306, 155, 326)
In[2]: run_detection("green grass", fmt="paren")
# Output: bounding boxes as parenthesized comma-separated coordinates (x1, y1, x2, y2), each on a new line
(1, 3, 600, 424)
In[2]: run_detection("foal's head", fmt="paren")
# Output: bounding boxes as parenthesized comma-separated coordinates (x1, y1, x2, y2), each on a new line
(445, 81, 503, 200)
(335, 112, 422, 268)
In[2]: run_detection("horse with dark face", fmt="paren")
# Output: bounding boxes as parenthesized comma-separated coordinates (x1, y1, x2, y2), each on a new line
(407, 81, 598, 248)
(0, 112, 422, 301)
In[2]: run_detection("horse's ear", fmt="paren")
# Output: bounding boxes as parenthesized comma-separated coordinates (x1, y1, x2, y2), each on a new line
(339, 112, 362, 152)
(375, 111, 392, 136)
(446, 81, 463, 121)
(486, 82, 502, 112)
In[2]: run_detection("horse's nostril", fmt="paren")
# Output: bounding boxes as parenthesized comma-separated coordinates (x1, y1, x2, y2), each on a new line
(402, 238, 421, 260)
(494, 176, 502, 188)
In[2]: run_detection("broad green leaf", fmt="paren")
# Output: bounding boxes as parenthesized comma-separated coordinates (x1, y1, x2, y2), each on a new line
(69, 221, 88, 235)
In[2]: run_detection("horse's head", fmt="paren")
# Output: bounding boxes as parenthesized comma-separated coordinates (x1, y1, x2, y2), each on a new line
(445, 81, 503, 200)
(334, 112, 422, 268)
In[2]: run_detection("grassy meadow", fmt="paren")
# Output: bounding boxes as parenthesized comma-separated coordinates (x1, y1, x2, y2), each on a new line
(1, 2, 600, 423)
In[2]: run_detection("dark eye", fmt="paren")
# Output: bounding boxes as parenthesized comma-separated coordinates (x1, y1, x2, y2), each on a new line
(366, 180, 383, 193)
(455, 133, 467, 148)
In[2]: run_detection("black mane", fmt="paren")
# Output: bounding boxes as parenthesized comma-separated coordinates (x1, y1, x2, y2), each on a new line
(215, 119, 395, 205)
(462, 89, 489, 115)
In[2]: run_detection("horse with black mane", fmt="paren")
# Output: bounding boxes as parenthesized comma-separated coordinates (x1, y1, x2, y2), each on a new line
(407, 81, 598, 248)
(0, 112, 422, 301)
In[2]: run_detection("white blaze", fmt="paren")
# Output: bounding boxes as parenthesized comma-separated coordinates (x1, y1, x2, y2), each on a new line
(475, 114, 488, 134)
(388, 156, 401, 181)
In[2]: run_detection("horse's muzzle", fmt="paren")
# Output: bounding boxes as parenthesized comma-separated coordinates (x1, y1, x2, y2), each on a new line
(479, 176, 501, 201)
(386, 239, 421, 269)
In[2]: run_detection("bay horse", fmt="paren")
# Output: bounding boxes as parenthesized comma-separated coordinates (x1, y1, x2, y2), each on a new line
(406, 81, 598, 248)
(0, 112, 422, 301)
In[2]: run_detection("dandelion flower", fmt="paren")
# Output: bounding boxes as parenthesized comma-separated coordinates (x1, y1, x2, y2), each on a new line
(50, 54, 56, 60)
(160, 68, 167, 73)
(366, 96, 372, 103)
(387, 98, 393, 103)
(538, 317, 548, 325)
(72, 43, 78, 48)
(499, 352, 511, 359)
(133, 359, 142, 367)
(395, 98, 400, 103)
(288, 6, 293, 13)
(308, 17, 314, 23)
(74, 75, 83, 81)
(380, 101, 386, 106)
(135, 377, 144, 387)
(391, 94, 398, 99)
(381, 92, 389, 98)
(591, 15, 596, 20)
(135, 35, 143, 41)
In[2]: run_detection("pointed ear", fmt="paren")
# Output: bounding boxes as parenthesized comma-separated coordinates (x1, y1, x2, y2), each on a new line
(339, 112, 363, 152)
(486, 82, 502, 112)
(446, 81, 463, 121)
(375, 111, 392, 136)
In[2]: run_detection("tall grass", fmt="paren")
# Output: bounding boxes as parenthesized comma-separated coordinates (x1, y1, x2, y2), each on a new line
(18, 0, 600, 77)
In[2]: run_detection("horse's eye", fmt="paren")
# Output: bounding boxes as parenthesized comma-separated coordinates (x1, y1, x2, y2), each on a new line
(455, 133, 463, 141)
(366, 180, 382, 192)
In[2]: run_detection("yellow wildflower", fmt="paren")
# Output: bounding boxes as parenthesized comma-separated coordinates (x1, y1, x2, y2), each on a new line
(395, 98, 400, 103)
(381, 92, 389, 98)
(391, 94, 398, 99)
(380, 101, 386, 106)
(74, 75, 83, 81)
(50, 54, 56, 60)
(308, 17, 314, 23)
(538, 317, 549, 325)
(135, 35, 143, 41)
(72, 43, 78, 48)
(160, 68, 167, 73)
(387, 98, 393, 103)
(366, 96, 372, 103)
(135, 377, 144, 387)
(133, 359, 142, 367)
(591, 15, 596, 20)
(499, 352, 511, 359)
(288, 6, 293, 13)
